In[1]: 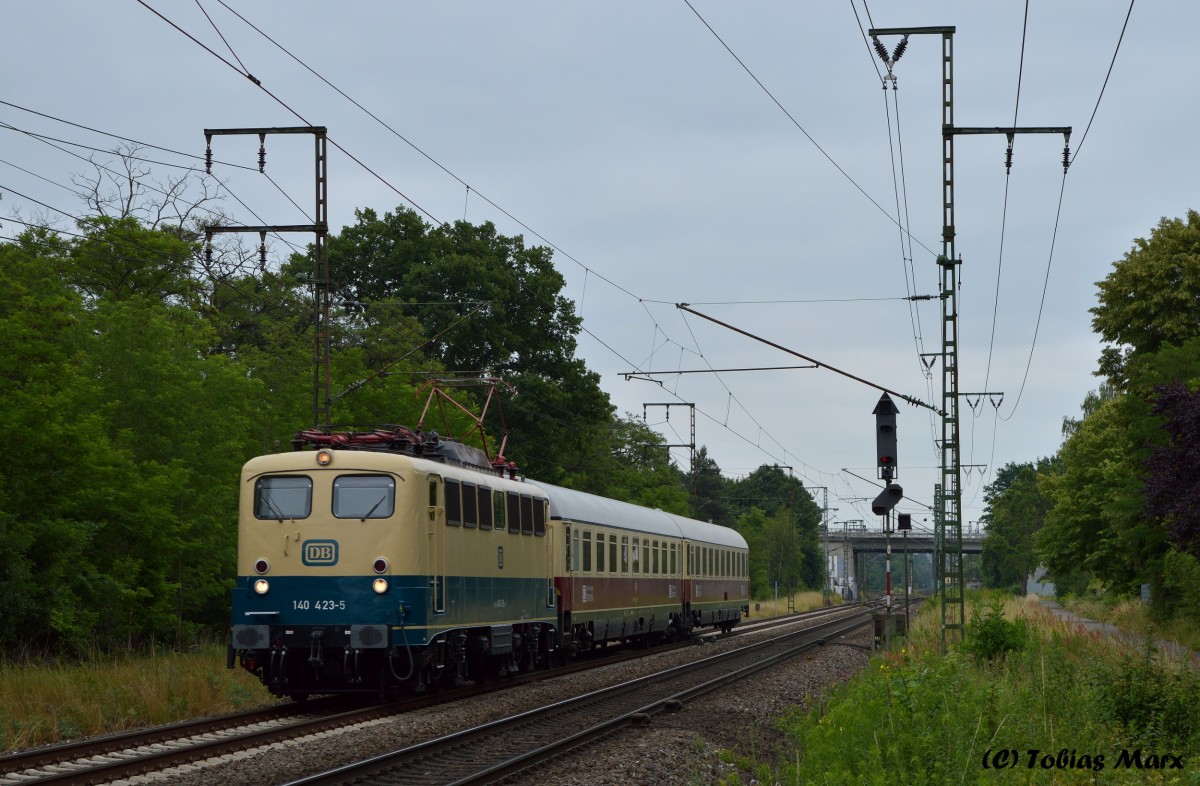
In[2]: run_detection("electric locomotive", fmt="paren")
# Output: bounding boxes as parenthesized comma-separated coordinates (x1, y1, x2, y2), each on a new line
(228, 427, 748, 699)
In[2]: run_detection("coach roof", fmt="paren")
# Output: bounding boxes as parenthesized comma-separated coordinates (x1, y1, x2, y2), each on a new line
(527, 480, 747, 550)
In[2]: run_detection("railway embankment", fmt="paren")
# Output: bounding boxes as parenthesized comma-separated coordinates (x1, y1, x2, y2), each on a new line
(740, 593, 1199, 785)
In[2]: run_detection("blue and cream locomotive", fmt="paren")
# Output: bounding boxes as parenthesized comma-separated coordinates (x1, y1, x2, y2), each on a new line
(228, 428, 748, 699)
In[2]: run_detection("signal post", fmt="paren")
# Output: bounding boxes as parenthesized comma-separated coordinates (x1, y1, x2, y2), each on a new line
(871, 393, 904, 648)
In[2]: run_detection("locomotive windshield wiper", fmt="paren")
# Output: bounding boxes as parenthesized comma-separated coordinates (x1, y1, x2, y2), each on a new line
(262, 495, 290, 523)
(361, 495, 386, 522)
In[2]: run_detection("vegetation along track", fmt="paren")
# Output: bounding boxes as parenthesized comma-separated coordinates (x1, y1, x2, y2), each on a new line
(0, 604, 862, 786)
(283, 607, 876, 786)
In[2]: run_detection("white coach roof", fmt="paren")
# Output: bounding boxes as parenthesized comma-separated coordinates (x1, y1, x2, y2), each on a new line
(527, 480, 747, 550)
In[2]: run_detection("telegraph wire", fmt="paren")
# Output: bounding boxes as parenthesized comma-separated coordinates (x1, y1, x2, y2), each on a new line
(0, 99, 256, 171)
(1000, 0, 1134, 420)
(681, 0, 938, 260)
(212, 0, 646, 307)
(199, 0, 863, 485)
(139, 0, 869, 491)
(194, 0, 252, 77)
(1070, 0, 1136, 167)
(1, 117, 307, 255)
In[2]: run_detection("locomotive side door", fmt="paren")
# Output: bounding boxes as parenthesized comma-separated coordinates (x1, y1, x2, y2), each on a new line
(428, 475, 446, 614)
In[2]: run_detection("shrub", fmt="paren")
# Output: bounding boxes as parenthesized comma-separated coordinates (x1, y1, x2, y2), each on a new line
(960, 598, 1028, 662)
(1093, 638, 1200, 749)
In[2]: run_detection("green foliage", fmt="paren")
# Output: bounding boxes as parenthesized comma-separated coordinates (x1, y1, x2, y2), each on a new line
(1092, 209, 1200, 387)
(1160, 548, 1200, 621)
(960, 599, 1028, 662)
(1037, 393, 1152, 595)
(321, 207, 613, 480)
(1093, 640, 1200, 750)
(980, 460, 1055, 592)
(773, 601, 1198, 785)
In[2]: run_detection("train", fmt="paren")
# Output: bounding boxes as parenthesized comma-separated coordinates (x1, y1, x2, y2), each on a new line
(227, 426, 750, 699)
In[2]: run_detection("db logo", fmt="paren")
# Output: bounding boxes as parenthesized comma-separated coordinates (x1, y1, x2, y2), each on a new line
(302, 539, 339, 566)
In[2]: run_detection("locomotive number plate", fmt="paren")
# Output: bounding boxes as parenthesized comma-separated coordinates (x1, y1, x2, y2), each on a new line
(293, 599, 347, 610)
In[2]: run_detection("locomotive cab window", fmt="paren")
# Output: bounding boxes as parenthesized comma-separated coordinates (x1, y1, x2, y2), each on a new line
(445, 479, 462, 526)
(477, 486, 493, 530)
(462, 482, 478, 528)
(507, 492, 521, 534)
(332, 475, 395, 519)
(254, 476, 312, 520)
(520, 495, 534, 535)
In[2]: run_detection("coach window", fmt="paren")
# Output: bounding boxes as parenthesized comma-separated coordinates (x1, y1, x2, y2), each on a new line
(610, 536, 618, 574)
(583, 531, 592, 572)
(652, 540, 660, 575)
(596, 533, 606, 572)
(332, 475, 395, 520)
(462, 482, 478, 528)
(631, 538, 640, 574)
(478, 486, 493, 530)
(621, 536, 629, 574)
(571, 527, 580, 572)
(255, 476, 312, 520)
(507, 492, 521, 534)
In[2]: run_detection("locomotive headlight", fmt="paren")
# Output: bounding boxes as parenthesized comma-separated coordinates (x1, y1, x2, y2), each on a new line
(373, 557, 388, 574)
(254, 559, 270, 575)
(372, 578, 388, 594)
(316, 449, 333, 466)
(253, 579, 270, 595)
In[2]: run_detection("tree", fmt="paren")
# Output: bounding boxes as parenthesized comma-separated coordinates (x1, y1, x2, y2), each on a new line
(320, 207, 613, 478)
(980, 460, 1055, 593)
(688, 446, 733, 528)
(1143, 380, 1200, 557)
(1037, 394, 1149, 595)
(1091, 210, 1200, 386)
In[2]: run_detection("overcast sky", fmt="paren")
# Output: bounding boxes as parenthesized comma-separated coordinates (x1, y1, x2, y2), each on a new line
(2, 1, 1183, 531)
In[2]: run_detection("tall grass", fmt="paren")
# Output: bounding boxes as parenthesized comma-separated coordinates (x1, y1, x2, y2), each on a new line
(0, 645, 271, 751)
(1063, 595, 1200, 654)
(767, 594, 1200, 785)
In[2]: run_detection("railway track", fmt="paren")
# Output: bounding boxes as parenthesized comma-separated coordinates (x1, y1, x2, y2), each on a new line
(0, 604, 866, 786)
(282, 608, 875, 785)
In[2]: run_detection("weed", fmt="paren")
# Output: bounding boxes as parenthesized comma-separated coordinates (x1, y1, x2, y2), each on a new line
(960, 598, 1028, 662)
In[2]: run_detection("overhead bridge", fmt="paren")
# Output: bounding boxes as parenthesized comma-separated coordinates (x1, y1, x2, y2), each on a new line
(819, 526, 984, 600)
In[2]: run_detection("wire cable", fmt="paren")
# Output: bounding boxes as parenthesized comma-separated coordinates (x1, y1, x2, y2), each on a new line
(682, 0, 938, 260)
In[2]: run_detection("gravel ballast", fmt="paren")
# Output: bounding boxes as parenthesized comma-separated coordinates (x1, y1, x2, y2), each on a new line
(116, 614, 873, 786)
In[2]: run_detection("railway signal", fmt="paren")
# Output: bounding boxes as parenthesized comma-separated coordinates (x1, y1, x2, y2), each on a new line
(873, 393, 899, 480)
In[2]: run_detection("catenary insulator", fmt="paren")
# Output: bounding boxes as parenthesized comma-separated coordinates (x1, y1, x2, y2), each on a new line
(872, 36, 889, 63)
(891, 36, 909, 63)
(1062, 142, 1071, 172)
(1005, 145, 1013, 174)
(259, 230, 267, 266)
(258, 133, 266, 173)
(204, 133, 213, 175)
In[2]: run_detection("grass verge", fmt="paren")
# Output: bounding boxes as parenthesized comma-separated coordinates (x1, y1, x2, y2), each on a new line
(759, 594, 1200, 785)
(1061, 595, 1200, 654)
(0, 645, 272, 751)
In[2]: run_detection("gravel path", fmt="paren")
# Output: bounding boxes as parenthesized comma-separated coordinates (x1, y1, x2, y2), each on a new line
(117, 616, 873, 786)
